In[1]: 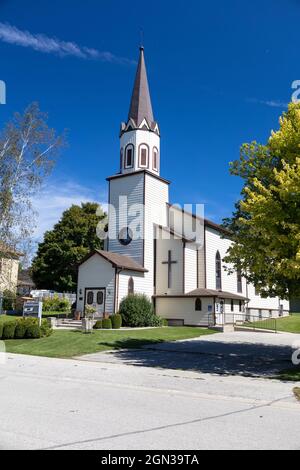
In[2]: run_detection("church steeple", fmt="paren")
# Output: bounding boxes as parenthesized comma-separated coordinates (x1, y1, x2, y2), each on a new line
(119, 47, 160, 176)
(128, 47, 154, 126)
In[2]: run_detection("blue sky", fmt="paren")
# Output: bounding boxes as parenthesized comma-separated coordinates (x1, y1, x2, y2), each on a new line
(0, 0, 299, 238)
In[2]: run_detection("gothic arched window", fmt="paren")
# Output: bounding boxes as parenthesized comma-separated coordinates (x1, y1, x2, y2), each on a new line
(128, 277, 134, 295)
(139, 144, 149, 168)
(153, 147, 159, 171)
(195, 298, 202, 311)
(216, 251, 222, 290)
(125, 144, 134, 169)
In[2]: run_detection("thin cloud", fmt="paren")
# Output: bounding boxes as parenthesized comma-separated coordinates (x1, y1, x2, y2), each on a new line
(31, 180, 107, 241)
(0, 22, 135, 65)
(247, 97, 288, 108)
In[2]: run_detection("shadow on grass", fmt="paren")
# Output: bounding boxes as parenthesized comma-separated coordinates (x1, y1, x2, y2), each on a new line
(96, 338, 298, 378)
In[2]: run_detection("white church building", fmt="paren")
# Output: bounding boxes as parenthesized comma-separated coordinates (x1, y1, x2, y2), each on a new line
(77, 47, 290, 326)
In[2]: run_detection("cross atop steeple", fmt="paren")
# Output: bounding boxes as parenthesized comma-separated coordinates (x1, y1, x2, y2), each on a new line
(128, 47, 154, 126)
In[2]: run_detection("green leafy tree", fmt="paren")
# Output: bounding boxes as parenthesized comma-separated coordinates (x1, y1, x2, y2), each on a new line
(31, 202, 106, 291)
(224, 103, 300, 300)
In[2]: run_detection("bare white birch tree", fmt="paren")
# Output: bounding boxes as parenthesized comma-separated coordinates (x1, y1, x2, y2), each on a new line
(0, 102, 65, 295)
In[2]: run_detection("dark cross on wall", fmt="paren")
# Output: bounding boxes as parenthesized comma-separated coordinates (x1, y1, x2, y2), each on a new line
(162, 250, 177, 289)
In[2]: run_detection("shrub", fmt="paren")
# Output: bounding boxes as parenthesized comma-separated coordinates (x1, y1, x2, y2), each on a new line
(161, 318, 169, 327)
(0, 322, 3, 339)
(43, 296, 70, 313)
(111, 314, 122, 329)
(119, 294, 160, 327)
(2, 321, 17, 339)
(102, 318, 112, 329)
(26, 324, 41, 339)
(15, 319, 28, 339)
(40, 319, 53, 337)
(2, 290, 16, 311)
(93, 320, 103, 330)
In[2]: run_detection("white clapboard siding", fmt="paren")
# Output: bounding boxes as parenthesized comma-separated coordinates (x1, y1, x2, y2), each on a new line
(184, 243, 198, 293)
(155, 227, 184, 295)
(117, 270, 147, 310)
(156, 297, 214, 326)
(247, 283, 289, 311)
(108, 173, 144, 265)
(197, 245, 206, 289)
(205, 226, 241, 294)
(143, 173, 169, 297)
(77, 254, 115, 314)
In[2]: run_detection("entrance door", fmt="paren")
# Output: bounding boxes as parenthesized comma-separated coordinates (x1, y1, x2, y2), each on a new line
(215, 299, 225, 325)
(85, 288, 105, 317)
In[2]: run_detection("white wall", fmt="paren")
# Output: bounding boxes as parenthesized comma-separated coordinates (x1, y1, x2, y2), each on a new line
(120, 128, 160, 176)
(184, 243, 198, 293)
(143, 173, 169, 297)
(205, 227, 245, 295)
(156, 297, 214, 326)
(108, 173, 145, 265)
(77, 254, 115, 314)
(155, 227, 184, 295)
(117, 270, 146, 310)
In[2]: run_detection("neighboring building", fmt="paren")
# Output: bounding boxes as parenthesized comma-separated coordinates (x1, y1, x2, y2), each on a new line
(17, 269, 36, 297)
(0, 243, 22, 294)
(77, 47, 290, 325)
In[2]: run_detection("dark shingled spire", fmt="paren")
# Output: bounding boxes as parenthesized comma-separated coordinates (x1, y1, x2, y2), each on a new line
(128, 47, 154, 126)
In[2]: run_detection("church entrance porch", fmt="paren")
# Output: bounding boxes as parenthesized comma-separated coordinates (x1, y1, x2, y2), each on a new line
(84, 288, 106, 318)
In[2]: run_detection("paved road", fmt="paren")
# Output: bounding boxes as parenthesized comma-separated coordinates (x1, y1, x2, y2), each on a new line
(0, 350, 300, 450)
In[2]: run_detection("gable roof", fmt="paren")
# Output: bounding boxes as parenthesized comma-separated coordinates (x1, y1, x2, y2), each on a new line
(167, 203, 231, 237)
(79, 250, 148, 273)
(154, 288, 248, 301)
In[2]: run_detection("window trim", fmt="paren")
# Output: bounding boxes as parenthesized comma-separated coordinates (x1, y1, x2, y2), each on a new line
(128, 277, 134, 295)
(195, 298, 202, 311)
(152, 147, 159, 171)
(216, 251, 222, 290)
(124, 144, 134, 169)
(138, 143, 149, 169)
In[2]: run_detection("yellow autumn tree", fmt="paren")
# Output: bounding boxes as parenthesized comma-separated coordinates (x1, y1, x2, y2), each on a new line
(224, 103, 300, 300)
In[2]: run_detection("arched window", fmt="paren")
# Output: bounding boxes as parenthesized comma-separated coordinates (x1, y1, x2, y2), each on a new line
(128, 277, 134, 295)
(125, 144, 134, 169)
(237, 268, 242, 293)
(195, 298, 202, 311)
(87, 291, 94, 305)
(97, 291, 104, 305)
(139, 144, 149, 168)
(216, 251, 222, 290)
(153, 147, 159, 171)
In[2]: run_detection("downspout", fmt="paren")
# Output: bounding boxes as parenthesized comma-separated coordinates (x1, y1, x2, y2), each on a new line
(114, 268, 122, 313)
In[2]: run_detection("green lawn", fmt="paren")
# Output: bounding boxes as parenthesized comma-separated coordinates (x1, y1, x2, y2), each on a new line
(278, 368, 300, 382)
(3, 327, 216, 359)
(253, 315, 300, 333)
